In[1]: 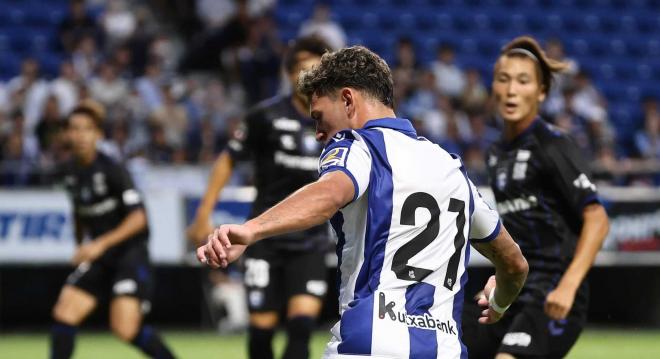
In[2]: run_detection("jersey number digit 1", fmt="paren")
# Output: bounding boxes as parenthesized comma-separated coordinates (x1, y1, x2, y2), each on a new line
(392, 193, 466, 290)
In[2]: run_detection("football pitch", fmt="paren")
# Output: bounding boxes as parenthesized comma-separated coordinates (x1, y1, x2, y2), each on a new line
(2, 328, 660, 358)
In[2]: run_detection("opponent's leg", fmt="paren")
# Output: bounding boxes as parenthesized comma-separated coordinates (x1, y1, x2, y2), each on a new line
(51, 285, 97, 359)
(283, 295, 322, 359)
(109, 296, 176, 358)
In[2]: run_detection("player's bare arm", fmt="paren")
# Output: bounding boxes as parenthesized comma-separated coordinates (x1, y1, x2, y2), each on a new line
(72, 208, 148, 265)
(545, 203, 609, 320)
(198, 170, 354, 268)
(472, 225, 528, 324)
(187, 151, 234, 245)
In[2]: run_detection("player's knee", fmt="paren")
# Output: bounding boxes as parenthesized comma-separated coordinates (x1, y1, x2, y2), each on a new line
(495, 353, 517, 359)
(249, 312, 279, 329)
(287, 295, 322, 318)
(52, 301, 81, 325)
(111, 320, 140, 342)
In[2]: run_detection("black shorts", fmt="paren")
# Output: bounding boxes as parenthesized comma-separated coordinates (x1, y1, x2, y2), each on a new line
(243, 241, 328, 313)
(66, 243, 154, 310)
(462, 300, 585, 359)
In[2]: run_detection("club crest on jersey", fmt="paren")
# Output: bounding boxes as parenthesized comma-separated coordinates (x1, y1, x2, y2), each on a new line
(319, 147, 348, 171)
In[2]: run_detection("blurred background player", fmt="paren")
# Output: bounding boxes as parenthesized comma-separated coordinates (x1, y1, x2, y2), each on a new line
(186, 36, 331, 359)
(50, 101, 176, 359)
(462, 36, 610, 359)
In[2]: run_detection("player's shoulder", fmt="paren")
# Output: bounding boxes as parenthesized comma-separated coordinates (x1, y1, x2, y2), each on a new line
(532, 119, 573, 146)
(95, 151, 130, 175)
(322, 130, 365, 152)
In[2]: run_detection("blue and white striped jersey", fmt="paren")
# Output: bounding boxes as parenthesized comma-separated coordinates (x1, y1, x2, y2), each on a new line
(319, 118, 501, 359)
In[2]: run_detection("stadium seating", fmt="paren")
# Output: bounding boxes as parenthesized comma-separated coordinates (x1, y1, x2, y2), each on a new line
(274, 0, 659, 153)
(0, 0, 657, 153)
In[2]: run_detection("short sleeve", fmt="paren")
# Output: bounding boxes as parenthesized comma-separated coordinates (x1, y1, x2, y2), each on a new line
(544, 135, 600, 212)
(468, 179, 501, 243)
(318, 131, 371, 203)
(226, 110, 264, 161)
(110, 164, 144, 212)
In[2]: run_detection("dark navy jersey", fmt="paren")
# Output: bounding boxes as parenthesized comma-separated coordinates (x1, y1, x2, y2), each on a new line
(226, 95, 328, 251)
(486, 118, 599, 311)
(58, 152, 149, 259)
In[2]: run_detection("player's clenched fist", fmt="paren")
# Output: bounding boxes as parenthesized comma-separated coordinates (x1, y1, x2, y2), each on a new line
(197, 225, 250, 268)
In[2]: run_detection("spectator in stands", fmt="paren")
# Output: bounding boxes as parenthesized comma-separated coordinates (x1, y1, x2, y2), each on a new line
(59, 0, 100, 53)
(145, 123, 176, 163)
(35, 96, 65, 155)
(135, 61, 165, 113)
(460, 68, 488, 114)
(635, 98, 660, 160)
(542, 38, 580, 118)
(0, 113, 39, 186)
(149, 85, 189, 150)
(101, 0, 137, 48)
(50, 61, 80, 117)
(572, 71, 615, 152)
(72, 35, 101, 80)
(89, 62, 129, 110)
(431, 43, 466, 99)
(196, 0, 238, 30)
(298, 2, 346, 50)
(7, 58, 50, 135)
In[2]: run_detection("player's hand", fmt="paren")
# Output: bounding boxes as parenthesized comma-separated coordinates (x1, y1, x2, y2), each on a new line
(476, 275, 503, 324)
(545, 283, 576, 320)
(186, 217, 214, 246)
(197, 225, 253, 268)
(72, 241, 107, 265)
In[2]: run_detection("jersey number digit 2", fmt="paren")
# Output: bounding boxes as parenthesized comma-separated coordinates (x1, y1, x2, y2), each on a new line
(392, 193, 466, 290)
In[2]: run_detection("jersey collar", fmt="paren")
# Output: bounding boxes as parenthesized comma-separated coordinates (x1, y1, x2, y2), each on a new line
(363, 118, 417, 136)
(498, 117, 542, 150)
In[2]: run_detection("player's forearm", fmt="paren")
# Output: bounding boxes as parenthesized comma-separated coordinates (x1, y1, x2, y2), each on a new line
(474, 226, 528, 307)
(196, 151, 233, 220)
(559, 204, 609, 290)
(244, 179, 344, 242)
(97, 209, 148, 249)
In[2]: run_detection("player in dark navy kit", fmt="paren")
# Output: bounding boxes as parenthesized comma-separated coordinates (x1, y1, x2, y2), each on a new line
(187, 37, 330, 359)
(50, 102, 175, 359)
(462, 36, 610, 359)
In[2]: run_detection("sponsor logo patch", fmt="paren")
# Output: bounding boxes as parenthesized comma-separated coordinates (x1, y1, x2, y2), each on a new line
(502, 332, 532, 347)
(319, 147, 348, 171)
(113, 279, 138, 295)
(377, 292, 457, 335)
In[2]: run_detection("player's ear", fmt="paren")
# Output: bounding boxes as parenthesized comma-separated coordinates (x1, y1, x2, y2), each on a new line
(341, 88, 355, 118)
(538, 85, 547, 102)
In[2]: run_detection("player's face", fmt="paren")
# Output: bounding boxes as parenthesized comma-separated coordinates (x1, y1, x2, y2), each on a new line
(290, 52, 322, 106)
(309, 92, 351, 143)
(492, 56, 546, 123)
(69, 114, 101, 159)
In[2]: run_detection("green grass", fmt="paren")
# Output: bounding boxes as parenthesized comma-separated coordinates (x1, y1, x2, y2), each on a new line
(1, 328, 659, 358)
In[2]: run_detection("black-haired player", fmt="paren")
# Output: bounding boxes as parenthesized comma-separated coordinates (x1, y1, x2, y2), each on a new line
(50, 102, 175, 359)
(462, 36, 610, 359)
(187, 36, 331, 359)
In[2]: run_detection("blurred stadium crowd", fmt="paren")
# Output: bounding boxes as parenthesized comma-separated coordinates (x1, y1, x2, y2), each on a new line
(0, 0, 658, 187)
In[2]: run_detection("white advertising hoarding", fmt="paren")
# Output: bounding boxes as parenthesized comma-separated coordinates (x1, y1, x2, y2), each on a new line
(0, 189, 185, 264)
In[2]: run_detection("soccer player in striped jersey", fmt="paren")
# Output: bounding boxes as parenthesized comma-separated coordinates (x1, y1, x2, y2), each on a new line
(199, 46, 528, 359)
(461, 36, 610, 359)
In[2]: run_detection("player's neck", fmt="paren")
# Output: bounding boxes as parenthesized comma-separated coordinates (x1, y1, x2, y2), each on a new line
(358, 105, 396, 128)
(504, 115, 537, 142)
(76, 150, 98, 166)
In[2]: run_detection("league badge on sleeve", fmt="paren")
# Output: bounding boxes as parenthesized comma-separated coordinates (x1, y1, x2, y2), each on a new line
(319, 147, 349, 171)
